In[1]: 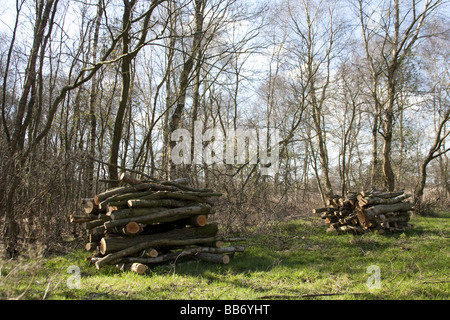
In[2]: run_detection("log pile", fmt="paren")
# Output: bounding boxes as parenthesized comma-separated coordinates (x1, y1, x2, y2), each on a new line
(70, 174, 245, 273)
(313, 189, 414, 235)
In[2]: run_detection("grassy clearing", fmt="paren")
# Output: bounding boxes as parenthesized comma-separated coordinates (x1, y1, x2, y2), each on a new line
(1, 212, 449, 300)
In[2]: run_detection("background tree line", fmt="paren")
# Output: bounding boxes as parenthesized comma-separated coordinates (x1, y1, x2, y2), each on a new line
(0, 0, 448, 257)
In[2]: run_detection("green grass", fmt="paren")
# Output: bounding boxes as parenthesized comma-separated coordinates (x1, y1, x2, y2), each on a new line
(1, 212, 449, 300)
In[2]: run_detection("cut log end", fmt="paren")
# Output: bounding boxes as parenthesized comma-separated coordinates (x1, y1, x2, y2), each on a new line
(116, 262, 148, 274)
(196, 252, 230, 264)
(125, 221, 143, 235)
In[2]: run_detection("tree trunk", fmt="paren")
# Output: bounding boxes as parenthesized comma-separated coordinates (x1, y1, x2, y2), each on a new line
(109, 0, 136, 186)
(167, 0, 204, 179)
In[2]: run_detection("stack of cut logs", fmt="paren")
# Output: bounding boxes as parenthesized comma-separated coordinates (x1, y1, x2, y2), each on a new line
(70, 173, 245, 274)
(313, 189, 414, 235)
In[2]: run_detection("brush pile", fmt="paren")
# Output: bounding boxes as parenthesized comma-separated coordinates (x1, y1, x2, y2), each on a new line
(70, 173, 245, 273)
(313, 189, 414, 235)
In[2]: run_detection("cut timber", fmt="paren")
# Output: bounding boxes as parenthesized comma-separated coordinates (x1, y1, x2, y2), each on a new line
(85, 242, 100, 252)
(108, 207, 162, 220)
(356, 209, 371, 229)
(138, 190, 218, 206)
(100, 223, 219, 255)
(81, 198, 98, 214)
(360, 190, 403, 199)
(95, 236, 217, 269)
(87, 225, 105, 236)
(115, 262, 148, 274)
(123, 221, 143, 236)
(104, 206, 213, 229)
(141, 248, 158, 258)
(364, 202, 414, 218)
(122, 246, 244, 264)
(84, 215, 111, 229)
(196, 253, 230, 264)
(312, 207, 339, 214)
(180, 214, 207, 227)
(359, 194, 411, 207)
(98, 189, 156, 209)
(336, 225, 365, 234)
(127, 199, 189, 208)
(375, 215, 410, 223)
(94, 183, 178, 205)
(70, 215, 97, 224)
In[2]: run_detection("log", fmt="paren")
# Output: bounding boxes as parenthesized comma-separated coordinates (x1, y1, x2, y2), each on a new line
(121, 221, 144, 236)
(94, 184, 152, 205)
(329, 222, 341, 229)
(179, 214, 207, 227)
(85, 242, 100, 252)
(87, 225, 106, 236)
(364, 202, 414, 218)
(356, 209, 371, 229)
(70, 214, 97, 224)
(81, 199, 98, 215)
(312, 207, 330, 214)
(119, 172, 191, 188)
(325, 217, 339, 224)
(84, 215, 112, 230)
(94, 183, 178, 205)
(360, 190, 404, 199)
(121, 246, 244, 264)
(89, 234, 103, 243)
(336, 225, 365, 234)
(108, 207, 163, 220)
(160, 181, 214, 193)
(104, 206, 214, 230)
(138, 191, 216, 206)
(127, 199, 190, 208)
(358, 193, 411, 207)
(115, 262, 148, 274)
(95, 236, 218, 269)
(196, 253, 230, 264)
(100, 223, 219, 255)
(141, 248, 159, 258)
(375, 215, 410, 223)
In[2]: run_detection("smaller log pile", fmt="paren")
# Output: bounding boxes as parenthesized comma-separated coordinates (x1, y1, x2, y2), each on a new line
(70, 173, 245, 273)
(313, 189, 414, 235)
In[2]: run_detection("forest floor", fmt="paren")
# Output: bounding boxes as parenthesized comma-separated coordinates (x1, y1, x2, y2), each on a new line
(1, 211, 449, 301)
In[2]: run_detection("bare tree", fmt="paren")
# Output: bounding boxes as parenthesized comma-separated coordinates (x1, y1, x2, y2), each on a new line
(109, 0, 165, 186)
(286, 0, 344, 200)
(357, 0, 444, 191)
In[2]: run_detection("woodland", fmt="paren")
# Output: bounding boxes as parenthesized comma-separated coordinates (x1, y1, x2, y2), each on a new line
(0, 0, 449, 259)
